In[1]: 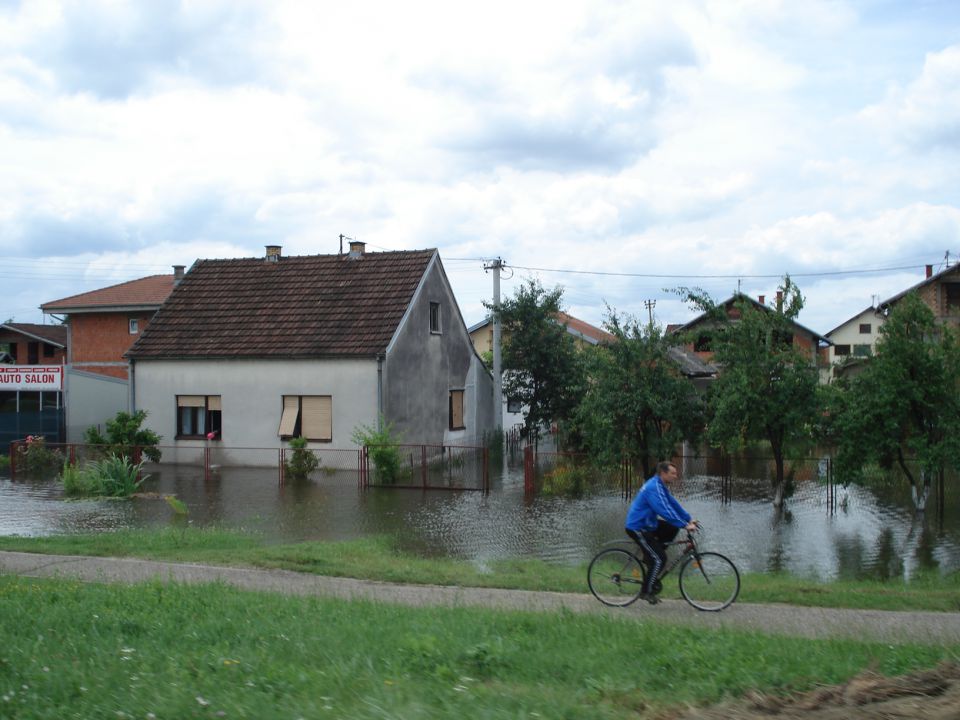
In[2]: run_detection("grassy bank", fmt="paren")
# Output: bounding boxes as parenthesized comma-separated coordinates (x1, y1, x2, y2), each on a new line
(1, 527, 959, 612)
(0, 574, 956, 719)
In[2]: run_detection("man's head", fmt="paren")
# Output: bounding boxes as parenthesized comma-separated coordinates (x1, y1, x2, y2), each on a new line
(656, 461, 678, 483)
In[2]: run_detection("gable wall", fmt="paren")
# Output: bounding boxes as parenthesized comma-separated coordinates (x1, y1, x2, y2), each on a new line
(384, 260, 493, 445)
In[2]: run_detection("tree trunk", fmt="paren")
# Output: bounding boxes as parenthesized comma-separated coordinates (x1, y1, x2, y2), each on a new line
(912, 468, 930, 512)
(772, 448, 786, 508)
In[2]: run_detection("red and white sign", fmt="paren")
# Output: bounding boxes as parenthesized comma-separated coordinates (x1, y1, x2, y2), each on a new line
(0, 366, 63, 391)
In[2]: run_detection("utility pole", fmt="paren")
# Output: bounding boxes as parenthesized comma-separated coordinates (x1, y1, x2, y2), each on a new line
(484, 258, 504, 431)
(644, 299, 656, 330)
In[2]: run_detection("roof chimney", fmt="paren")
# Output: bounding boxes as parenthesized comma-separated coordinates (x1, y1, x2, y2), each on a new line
(265, 245, 282, 263)
(926, 264, 933, 279)
(758, 295, 765, 305)
(348, 240, 366, 259)
(173, 265, 185, 285)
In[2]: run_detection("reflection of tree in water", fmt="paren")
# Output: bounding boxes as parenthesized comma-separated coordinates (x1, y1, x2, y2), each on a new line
(766, 506, 793, 573)
(871, 527, 904, 581)
(834, 534, 867, 580)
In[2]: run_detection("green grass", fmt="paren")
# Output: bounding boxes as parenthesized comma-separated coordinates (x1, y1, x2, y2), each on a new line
(0, 574, 955, 719)
(1, 528, 959, 612)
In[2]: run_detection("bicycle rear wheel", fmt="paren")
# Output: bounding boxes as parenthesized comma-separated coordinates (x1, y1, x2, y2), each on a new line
(678, 551, 740, 611)
(587, 548, 646, 607)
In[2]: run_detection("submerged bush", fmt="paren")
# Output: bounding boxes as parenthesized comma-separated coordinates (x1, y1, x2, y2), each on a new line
(15, 435, 65, 475)
(352, 418, 406, 484)
(284, 436, 320, 480)
(61, 456, 148, 497)
(540, 462, 611, 498)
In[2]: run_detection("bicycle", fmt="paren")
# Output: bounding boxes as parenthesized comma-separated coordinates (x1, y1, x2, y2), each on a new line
(587, 525, 740, 612)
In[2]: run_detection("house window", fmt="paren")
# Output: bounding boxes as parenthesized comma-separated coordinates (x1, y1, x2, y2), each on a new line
(7, 343, 16, 362)
(946, 284, 960, 312)
(834, 344, 851, 357)
(429, 302, 442, 333)
(449, 389, 465, 430)
(177, 395, 222, 439)
(43, 343, 55, 358)
(853, 344, 871, 357)
(693, 334, 712, 352)
(278, 395, 332, 441)
(859, 323, 872, 334)
(27, 342, 39, 364)
(507, 397, 522, 414)
(129, 318, 140, 334)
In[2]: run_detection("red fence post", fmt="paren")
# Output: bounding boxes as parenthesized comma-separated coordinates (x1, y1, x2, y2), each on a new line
(278, 448, 285, 487)
(523, 445, 534, 496)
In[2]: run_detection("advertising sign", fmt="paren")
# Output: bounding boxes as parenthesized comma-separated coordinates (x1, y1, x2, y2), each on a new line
(0, 366, 64, 391)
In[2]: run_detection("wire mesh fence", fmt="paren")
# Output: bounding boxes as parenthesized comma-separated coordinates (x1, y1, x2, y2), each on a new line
(361, 443, 490, 492)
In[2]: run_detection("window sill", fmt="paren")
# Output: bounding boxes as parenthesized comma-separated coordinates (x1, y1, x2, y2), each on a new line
(177, 435, 222, 441)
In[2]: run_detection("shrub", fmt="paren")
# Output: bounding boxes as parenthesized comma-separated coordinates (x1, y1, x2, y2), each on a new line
(84, 410, 162, 463)
(0, 453, 10, 472)
(540, 462, 602, 498)
(352, 418, 406, 484)
(15, 435, 65, 475)
(61, 456, 148, 498)
(284, 436, 320, 480)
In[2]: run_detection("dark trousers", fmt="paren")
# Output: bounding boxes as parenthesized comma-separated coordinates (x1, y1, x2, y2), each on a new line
(626, 521, 680, 594)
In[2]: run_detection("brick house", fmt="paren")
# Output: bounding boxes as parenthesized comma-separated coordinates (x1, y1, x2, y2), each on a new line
(0, 323, 67, 366)
(126, 244, 493, 462)
(672, 292, 828, 367)
(40, 270, 180, 440)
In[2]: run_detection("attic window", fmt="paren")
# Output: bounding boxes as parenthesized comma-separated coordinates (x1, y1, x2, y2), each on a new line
(859, 323, 871, 334)
(129, 318, 139, 335)
(430, 302, 442, 334)
(946, 284, 960, 311)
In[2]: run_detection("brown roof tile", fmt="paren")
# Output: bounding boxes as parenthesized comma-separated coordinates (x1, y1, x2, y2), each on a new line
(127, 249, 437, 359)
(1, 323, 67, 347)
(42, 275, 175, 311)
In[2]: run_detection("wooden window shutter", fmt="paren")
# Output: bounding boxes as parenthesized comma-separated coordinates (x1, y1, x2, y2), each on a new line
(450, 390, 464, 430)
(300, 396, 332, 441)
(178, 395, 205, 407)
(278, 395, 299, 437)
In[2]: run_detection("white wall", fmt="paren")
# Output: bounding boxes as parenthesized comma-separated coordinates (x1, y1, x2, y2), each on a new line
(132, 358, 378, 464)
(65, 368, 129, 442)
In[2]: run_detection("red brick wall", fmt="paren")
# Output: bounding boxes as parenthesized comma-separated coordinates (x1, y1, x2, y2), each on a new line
(69, 312, 154, 379)
(0, 330, 66, 365)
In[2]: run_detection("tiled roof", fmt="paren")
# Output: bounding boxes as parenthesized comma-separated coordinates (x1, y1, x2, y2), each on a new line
(469, 311, 615, 345)
(42, 275, 175, 311)
(127, 249, 437, 359)
(1, 323, 67, 347)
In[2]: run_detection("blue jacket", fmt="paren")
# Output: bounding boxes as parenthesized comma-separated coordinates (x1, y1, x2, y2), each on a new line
(625, 475, 691, 532)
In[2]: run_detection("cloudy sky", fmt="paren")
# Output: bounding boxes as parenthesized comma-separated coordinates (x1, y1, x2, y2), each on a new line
(2, 0, 958, 335)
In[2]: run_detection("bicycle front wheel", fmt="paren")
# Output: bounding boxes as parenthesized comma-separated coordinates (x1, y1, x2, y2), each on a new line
(679, 552, 740, 611)
(587, 548, 646, 607)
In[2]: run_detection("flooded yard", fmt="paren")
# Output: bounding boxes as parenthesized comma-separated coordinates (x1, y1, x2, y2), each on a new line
(1, 453, 958, 582)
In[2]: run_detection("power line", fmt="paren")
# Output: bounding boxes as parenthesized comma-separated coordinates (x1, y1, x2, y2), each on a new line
(504, 262, 931, 280)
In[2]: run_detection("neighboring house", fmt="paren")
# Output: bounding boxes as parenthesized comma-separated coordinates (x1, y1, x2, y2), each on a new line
(40, 269, 180, 441)
(468, 311, 615, 428)
(0, 323, 67, 446)
(0, 323, 67, 366)
(879, 262, 960, 326)
(821, 306, 882, 382)
(671, 292, 829, 368)
(126, 244, 494, 464)
(821, 263, 960, 382)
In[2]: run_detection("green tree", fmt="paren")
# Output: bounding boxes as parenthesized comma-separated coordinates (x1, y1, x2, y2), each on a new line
(680, 277, 820, 507)
(84, 410, 162, 463)
(572, 310, 703, 478)
(487, 279, 580, 442)
(831, 293, 960, 511)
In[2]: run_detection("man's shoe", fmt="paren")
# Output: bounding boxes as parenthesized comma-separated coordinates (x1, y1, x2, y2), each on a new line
(642, 593, 660, 605)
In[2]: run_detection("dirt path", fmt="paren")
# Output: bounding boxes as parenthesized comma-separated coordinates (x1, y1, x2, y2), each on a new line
(3, 550, 959, 718)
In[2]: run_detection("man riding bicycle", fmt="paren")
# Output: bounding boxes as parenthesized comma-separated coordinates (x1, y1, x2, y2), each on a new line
(624, 461, 697, 604)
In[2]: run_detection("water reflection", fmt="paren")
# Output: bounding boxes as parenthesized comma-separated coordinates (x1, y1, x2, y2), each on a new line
(1, 458, 958, 581)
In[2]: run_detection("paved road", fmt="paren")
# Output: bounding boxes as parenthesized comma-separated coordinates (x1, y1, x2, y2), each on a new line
(2, 550, 958, 646)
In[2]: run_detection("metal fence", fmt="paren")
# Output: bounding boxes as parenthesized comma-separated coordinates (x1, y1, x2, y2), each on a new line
(361, 443, 490, 493)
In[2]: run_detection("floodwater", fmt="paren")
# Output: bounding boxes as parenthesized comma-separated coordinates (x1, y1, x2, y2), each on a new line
(1, 452, 958, 581)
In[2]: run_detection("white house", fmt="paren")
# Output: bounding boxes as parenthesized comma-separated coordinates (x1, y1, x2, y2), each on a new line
(126, 243, 494, 464)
